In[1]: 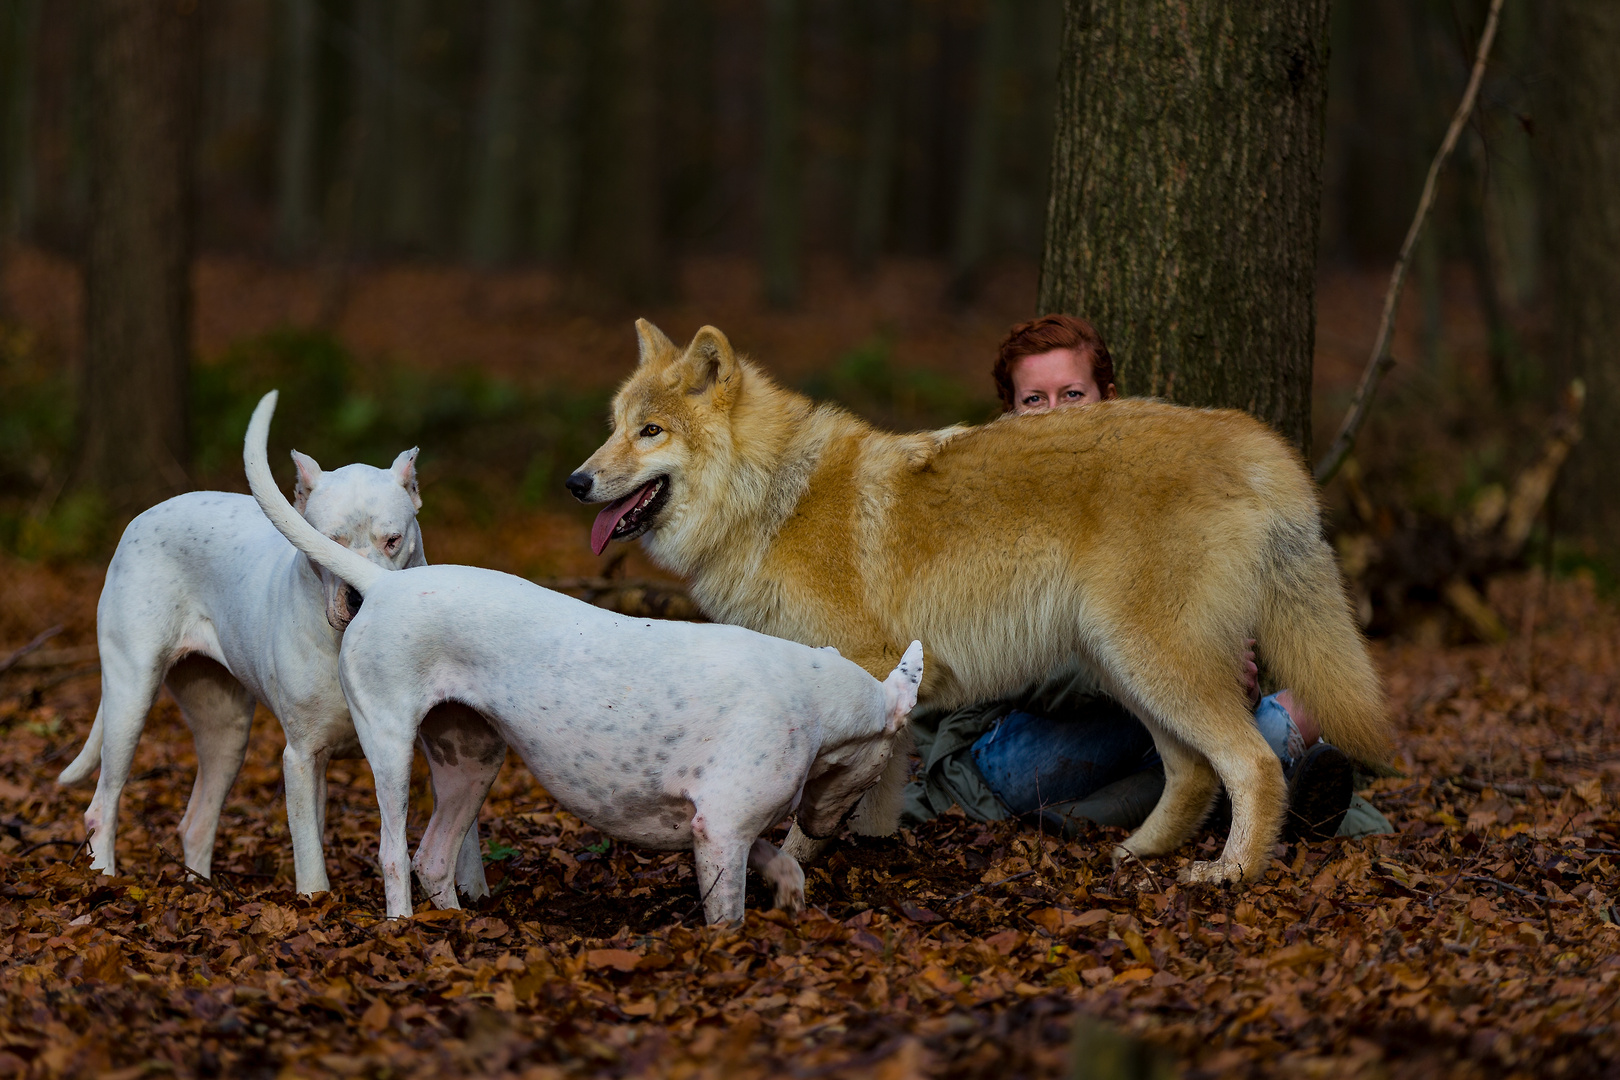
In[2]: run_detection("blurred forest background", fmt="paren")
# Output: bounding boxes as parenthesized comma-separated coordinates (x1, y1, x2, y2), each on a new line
(0, 0, 1610, 634)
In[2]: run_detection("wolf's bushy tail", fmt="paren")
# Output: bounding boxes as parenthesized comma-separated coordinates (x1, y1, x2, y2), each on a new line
(56, 707, 104, 786)
(244, 391, 384, 596)
(1255, 518, 1390, 767)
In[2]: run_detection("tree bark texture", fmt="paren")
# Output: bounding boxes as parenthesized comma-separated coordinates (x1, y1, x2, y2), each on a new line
(465, 0, 532, 266)
(760, 0, 801, 308)
(76, 0, 201, 511)
(1038, 0, 1331, 453)
(575, 0, 665, 303)
(1541, 3, 1620, 561)
(274, 0, 316, 256)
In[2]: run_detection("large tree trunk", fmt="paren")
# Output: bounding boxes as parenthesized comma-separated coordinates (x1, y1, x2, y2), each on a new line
(74, 0, 201, 512)
(274, 0, 317, 257)
(949, 0, 1017, 302)
(1037, 1, 1331, 454)
(1541, 3, 1620, 564)
(575, 0, 664, 303)
(465, 0, 533, 267)
(850, 0, 903, 272)
(759, 0, 800, 308)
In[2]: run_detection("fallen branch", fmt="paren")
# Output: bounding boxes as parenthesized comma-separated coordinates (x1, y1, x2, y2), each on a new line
(1315, 0, 1505, 485)
(943, 869, 1034, 905)
(1451, 775, 1566, 799)
(1462, 874, 1548, 903)
(0, 627, 63, 676)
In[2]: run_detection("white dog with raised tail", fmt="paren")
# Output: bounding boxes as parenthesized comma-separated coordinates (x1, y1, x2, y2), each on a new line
(59, 412, 490, 899)
(244, 390, 923, 924)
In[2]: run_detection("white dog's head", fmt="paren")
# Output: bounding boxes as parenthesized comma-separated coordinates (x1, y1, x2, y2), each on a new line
(797, 642, 924, 839)
(291, 447, 426, 630)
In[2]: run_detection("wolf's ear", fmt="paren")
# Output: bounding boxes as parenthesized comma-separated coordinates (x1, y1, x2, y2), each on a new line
(635, 318, 676, 367)
(391, 447, 422, 511)
(291, 450, 322, 513)
(679, 325, 739, 408)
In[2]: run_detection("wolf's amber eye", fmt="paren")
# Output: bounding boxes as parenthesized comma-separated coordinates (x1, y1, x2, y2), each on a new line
(639, 423, 663, 438)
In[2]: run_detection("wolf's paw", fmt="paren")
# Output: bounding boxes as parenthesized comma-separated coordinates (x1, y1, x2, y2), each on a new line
(1176, 857, 1253, 885)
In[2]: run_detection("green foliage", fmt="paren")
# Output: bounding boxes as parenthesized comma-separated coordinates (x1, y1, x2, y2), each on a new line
(0, 326, 616, 558)
(798, 335, 993, 431)
(482, 838, 522, 865)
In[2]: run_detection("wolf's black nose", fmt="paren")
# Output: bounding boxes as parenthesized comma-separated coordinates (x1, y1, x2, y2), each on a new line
(564, 471, 594, 500)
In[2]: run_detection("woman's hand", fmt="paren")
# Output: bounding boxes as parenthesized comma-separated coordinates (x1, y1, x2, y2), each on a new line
(1243, 638, 1260, 708)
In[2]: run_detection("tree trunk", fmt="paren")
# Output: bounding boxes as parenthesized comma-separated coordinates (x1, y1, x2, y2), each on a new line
(384, 0, 431, 253)
(850, 0, 902, 272)
(575, 0, 664, 303)
(75, 0, 201, 511)
(759, 0, 800, 308)
(1038, 0, 1331, 454)
(465, 0, 533, 267)
(275, 0, 317, 257)
(0, 0, 40, 317)
(1541, 3, 1620, 564)
(532, 0, 588, 263)
(949, 0, 1017, 303)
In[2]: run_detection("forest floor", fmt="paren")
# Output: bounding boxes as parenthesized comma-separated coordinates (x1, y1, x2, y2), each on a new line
(0, 553, 1617, 1079)
(0, 249, 1614, 1077)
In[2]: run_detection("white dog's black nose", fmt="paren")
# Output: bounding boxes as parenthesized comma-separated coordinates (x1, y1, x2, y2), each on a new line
(564, 471, 594, 501)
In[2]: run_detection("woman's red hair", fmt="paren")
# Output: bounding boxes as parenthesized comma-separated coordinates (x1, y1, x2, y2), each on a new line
(992, 314, 1116, 412)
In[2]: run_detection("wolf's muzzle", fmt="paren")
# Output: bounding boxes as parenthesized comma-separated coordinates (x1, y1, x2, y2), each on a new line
(564, 471, 593, 501)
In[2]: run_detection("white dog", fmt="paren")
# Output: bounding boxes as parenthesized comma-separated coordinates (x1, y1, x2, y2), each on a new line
(244, 391, 922, 923)
(59, 435, 488, 899)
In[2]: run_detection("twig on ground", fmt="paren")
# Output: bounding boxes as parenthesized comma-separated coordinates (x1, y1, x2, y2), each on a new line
(141, 820, 246, 904)
(1451, 775, 1566, 799)
(1314, 0, 1506, 485)
(943, 869, 1034, 905)
(1463, 874, 1549, 903)
(17, 838, 84, 859)
(0, 627, 63, 676)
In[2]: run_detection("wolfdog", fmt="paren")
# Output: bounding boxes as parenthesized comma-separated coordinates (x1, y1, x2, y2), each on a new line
(567, 321, 1389, 884)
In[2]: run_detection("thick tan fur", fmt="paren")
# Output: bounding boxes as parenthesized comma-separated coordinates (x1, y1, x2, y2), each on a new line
(573, 321, 1390, 883)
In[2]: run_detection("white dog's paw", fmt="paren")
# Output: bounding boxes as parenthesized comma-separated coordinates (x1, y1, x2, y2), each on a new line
(766, 856, 805, 916)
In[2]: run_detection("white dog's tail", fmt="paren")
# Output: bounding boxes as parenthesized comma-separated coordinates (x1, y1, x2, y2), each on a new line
(848, 640, 924, 837)
(56, 706, 104, 787)
(244, 391, 385, 596)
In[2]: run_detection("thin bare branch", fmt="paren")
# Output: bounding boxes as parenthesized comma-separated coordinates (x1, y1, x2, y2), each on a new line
(1315, 0, 1506, 485)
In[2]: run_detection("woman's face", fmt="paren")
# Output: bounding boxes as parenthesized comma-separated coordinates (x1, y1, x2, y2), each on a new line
(1009, 347, 1115, 414)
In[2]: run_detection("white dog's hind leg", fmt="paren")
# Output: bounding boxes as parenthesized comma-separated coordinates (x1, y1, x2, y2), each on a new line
(691, 812, 751, 925)
(282, 741, 335, 895)
(455, 826, 488, 902)
(361, 737, 417, 919)
(82, 645, 168, 878)
(747, 838, 804, 915)
(167, 656, 256, 879)
(417, 702, 504, 907)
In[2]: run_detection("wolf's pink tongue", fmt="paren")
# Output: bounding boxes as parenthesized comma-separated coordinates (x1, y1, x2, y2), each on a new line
(589, 481, 656, 555)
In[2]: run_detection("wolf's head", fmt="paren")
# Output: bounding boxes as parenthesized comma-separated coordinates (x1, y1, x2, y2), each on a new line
(797, 641, 923, 839)
(567, 320, 774, 561)
(291, 447, 426, 630)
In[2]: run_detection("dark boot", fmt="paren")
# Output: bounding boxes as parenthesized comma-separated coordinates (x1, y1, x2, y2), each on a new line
(1282, 743, 1355, 842)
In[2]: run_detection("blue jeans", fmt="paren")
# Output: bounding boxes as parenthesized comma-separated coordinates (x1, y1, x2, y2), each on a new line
(971, 693, 1300, 816)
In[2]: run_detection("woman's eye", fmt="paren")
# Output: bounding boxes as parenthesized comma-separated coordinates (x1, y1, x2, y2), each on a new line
(1065, 389, 1083, 399)
(639, 423, 663, 438)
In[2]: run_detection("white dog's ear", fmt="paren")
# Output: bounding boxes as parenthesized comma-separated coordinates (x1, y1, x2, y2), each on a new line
(635, 318, 676, 367)
(881, 641, 924, 731)
(391, 447, 422, 510)
(291, 450, 322, 513)
(680, 325, 739, 407)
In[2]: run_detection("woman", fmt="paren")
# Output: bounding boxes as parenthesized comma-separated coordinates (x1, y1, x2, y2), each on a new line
(899, 315, 1387, 842)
